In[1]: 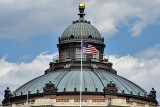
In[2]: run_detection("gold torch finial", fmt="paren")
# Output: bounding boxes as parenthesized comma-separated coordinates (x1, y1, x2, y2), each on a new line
(79, 1, 85, 9)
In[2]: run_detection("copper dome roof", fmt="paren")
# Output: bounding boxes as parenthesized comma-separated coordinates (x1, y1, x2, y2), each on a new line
(13, 70, 147, 97)
(61, 22, 102, 40)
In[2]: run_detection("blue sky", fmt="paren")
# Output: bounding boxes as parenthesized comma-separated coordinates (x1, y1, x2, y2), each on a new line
(106, 25, 160, 55)
(0, 34, 58, 63)
(1, 25, 160, 63)
(0, 0, 160, 104)
(1, 24, 160, 63)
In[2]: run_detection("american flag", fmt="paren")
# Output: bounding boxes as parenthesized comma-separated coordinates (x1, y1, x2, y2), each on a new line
(83, 42, 99, 55)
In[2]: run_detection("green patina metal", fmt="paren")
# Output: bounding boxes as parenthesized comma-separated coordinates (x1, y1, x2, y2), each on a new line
(13, 70, 147, 97)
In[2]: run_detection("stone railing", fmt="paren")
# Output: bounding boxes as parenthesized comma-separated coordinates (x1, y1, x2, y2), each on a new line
(59, 37, 104, 44)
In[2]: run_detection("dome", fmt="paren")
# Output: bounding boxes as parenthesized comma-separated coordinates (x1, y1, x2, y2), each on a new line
(13, 70, 147, 96)
(2, 1, 158, 106)
(59, 2, 104, 44)
(61, 22, 102, 40)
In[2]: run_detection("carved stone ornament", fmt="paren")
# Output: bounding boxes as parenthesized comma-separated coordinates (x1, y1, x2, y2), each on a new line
(4, 87, 13, 99)
(43, 81, 58, 94)
(147, 88, 156, 99)
(103, 81, 118, 93)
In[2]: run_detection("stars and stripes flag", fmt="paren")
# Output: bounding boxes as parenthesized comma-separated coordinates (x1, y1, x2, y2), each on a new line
(83, 42, 99, 55)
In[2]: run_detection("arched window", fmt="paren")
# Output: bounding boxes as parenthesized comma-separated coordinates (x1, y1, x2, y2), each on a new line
(76, 48, 86, 60)
(88, 35, 92, 39)
(63, 49, 69, 60)
(93, 50, 99, 60)
(70, 35, 74, 38)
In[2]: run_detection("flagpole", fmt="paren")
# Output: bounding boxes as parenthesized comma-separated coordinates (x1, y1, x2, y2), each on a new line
(27, 92, 28, 106)
(80, 38, 83, 107)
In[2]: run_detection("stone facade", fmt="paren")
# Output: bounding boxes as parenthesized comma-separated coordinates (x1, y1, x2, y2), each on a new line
(0, 98, 158, 107)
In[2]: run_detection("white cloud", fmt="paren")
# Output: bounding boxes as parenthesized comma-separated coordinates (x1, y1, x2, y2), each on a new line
(109, 55, 160, 91)
(0, 0, 15, 3)
(0, 0, 160, 39)
(0, 52, 58, 103)
(134, 44, 160, 59)
(105, 44, 160, 103)
(86, 0, 160, 37)
(0, 0, 78, 40)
